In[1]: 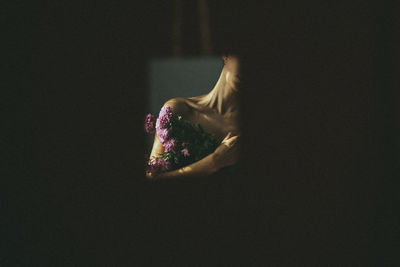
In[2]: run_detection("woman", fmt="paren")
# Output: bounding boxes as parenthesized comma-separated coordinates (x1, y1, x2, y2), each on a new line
(146, 54, 242, 179)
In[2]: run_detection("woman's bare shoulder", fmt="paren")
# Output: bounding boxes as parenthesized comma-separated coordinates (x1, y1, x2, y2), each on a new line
(163, 97, 192, 116)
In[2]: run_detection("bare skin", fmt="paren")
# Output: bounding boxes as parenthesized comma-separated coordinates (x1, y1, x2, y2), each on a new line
(146, 55, 241, 179)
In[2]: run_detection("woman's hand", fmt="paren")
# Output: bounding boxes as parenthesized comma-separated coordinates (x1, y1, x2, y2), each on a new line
(212, 132, 240, 170)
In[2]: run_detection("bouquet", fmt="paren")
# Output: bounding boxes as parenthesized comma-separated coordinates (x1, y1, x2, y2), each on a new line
(144, 105, 220, 174)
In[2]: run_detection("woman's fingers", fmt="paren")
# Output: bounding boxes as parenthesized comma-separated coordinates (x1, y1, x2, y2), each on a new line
(222, 131, 232, 142)
(222, 132, 241, 148)
(228, 135, 239, 142)
(225, 135, 239, 147)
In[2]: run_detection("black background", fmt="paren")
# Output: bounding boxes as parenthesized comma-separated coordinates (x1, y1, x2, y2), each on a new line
(4, 0, 399, 265)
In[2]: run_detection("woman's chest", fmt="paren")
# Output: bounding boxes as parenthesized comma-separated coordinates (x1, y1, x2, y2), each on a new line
(186, 111, 240, 142)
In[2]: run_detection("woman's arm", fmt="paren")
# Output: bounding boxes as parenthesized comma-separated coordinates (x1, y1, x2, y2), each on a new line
(146, 151, 220, 179)
(146, 129, 220, 179)
(148, 131, 165, 160)
(146, 131, 239, 180)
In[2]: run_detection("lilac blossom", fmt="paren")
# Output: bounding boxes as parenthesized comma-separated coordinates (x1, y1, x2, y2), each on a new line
(181, 148, 190, 157)
(156, 105, 173, 130)
(144, 113, 156, 134)
(155, 105, 174, 144)
(146, 157, 171, 173)
(157, 128, 170, 144)
(164, 138, 179, 153)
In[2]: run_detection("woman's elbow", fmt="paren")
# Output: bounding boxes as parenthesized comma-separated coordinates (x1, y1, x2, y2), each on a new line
(145, 171, 160, 180)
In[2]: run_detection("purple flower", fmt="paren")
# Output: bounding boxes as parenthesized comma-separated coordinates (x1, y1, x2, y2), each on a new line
(164, 138, 179, 153)
(154, 104, 175, 144)
(155, 158, 171, 171)
(146, 157, 171, 173)
(144, 113, 156, 134)
(156, 105, 173, 130)
(181, 148, 190, 157)
(159, 105, 173, 120)
(157, 128, 170, 144)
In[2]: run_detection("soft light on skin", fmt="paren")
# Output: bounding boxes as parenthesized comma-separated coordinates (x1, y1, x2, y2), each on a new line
(145, 55, 242, 179)
(223, 55, 240, 91)
(198, 55, 241, 114)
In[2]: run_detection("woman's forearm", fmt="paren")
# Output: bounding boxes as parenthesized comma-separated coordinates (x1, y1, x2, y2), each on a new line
(148, 152, 220, 179)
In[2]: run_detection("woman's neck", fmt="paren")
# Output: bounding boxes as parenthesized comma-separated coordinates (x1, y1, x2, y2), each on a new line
(198, 67, 239, 115)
